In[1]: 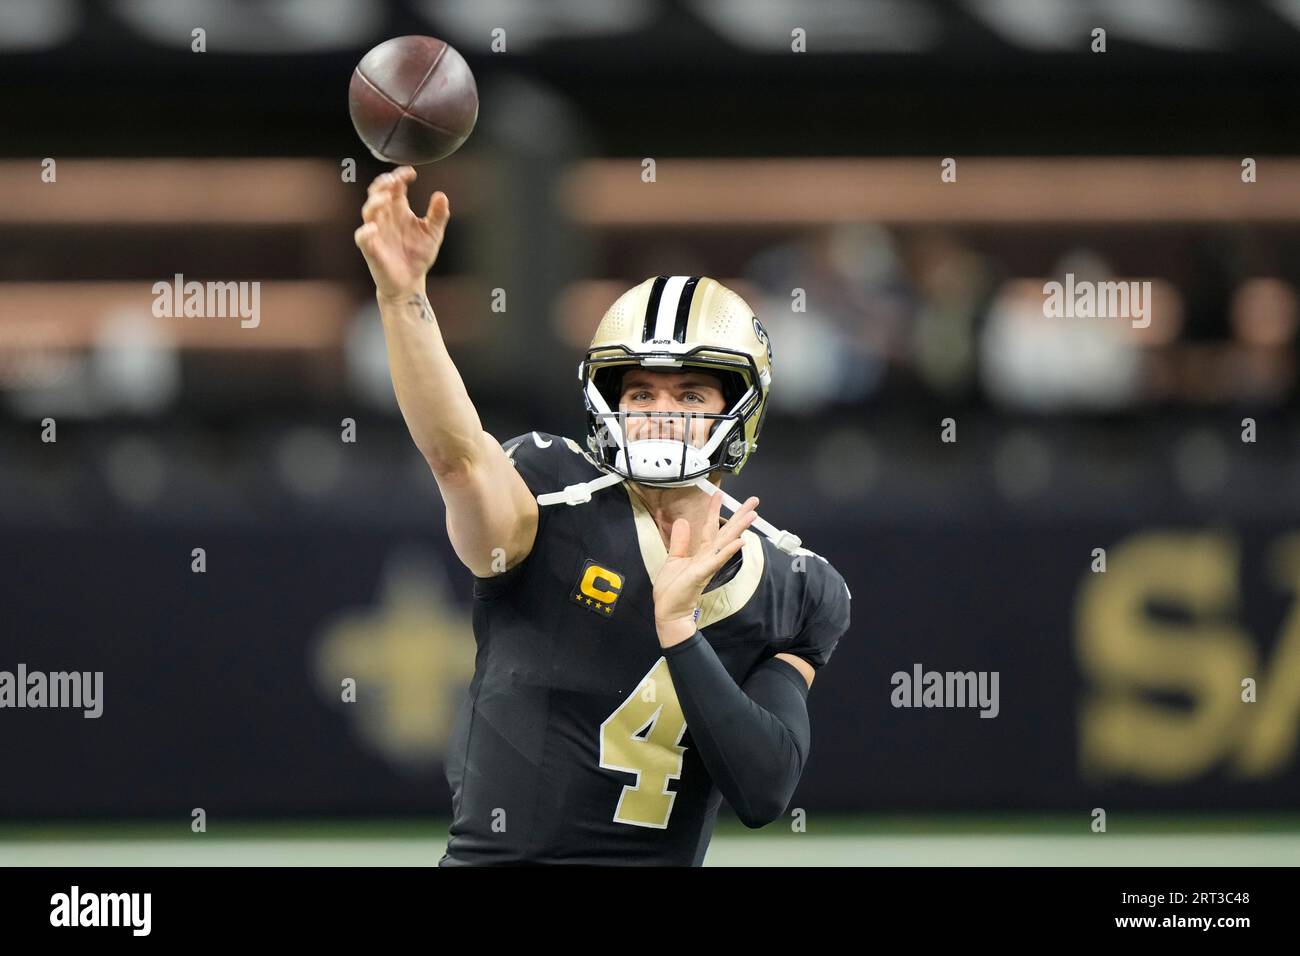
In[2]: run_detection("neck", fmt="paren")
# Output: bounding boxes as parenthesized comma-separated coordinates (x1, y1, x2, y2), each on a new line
(628, 474, 725, 550)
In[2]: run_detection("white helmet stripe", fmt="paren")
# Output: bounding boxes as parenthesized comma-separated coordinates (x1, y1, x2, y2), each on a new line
(650, 275, 690, 343)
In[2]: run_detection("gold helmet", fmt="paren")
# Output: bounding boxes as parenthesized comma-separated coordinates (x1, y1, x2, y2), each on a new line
(579, 276, 774, 486)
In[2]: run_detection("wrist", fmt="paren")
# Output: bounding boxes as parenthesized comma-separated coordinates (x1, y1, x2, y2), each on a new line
(655, 613, 699, 648)
(376, 284, 427, 304)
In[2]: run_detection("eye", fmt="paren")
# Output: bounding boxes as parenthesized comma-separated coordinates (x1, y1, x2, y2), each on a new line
(628, 390, 651, 402)
(683, 392, 705, 403)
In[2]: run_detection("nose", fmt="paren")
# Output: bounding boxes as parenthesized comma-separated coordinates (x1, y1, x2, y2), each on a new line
(629, 398, 688, 442)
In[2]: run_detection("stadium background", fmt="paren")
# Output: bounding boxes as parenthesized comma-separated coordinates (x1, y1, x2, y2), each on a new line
(2, 0, 1299, 865)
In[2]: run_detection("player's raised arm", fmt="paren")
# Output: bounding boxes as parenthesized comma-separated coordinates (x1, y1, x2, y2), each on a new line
(355, 166, 538, 577)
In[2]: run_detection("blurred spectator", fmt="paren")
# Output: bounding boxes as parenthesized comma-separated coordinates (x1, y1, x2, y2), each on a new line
(744, 224, 917, 413)
(901, 229, 997, 399)
(1227, 278, 1297, 405)
(979, 250, 1144, 413)
(1151, 274, 1296, 409)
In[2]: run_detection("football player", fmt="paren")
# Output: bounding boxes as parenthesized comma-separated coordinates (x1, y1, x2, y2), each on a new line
(356, 166, 851, 865)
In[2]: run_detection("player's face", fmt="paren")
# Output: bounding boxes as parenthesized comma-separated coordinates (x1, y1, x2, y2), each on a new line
(619, 369, 726, 448)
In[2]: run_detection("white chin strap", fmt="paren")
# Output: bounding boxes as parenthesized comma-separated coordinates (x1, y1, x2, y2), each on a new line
(535, 462, 803, 555)
(616, 438, 803, 555)
(691, 476, 803, 555)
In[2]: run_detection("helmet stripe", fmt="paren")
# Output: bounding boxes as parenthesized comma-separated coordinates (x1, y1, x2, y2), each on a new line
(640, 275, 670, 343)
(672, 276, 701, 343)
(648, 276, 689, 343)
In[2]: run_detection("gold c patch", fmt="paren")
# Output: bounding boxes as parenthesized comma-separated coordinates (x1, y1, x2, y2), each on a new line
(572, 559, 624, 617)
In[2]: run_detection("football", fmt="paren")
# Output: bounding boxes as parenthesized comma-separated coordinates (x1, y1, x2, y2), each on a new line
(348, 35, 478, 165)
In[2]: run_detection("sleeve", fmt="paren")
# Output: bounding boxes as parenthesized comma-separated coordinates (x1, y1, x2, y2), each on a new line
(781, 559, 852, 670)
(664, 632, 811, 829)
(470, 431, 562, 600)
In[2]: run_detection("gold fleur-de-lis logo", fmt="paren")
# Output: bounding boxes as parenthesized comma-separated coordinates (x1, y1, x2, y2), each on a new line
(313, 550, 475, 769)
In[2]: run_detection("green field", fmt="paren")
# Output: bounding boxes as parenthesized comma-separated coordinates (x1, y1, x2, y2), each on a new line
(2, 815, 1296, 866)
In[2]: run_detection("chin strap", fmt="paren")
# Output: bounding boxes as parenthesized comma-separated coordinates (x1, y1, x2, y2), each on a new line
(691, 477, 803, 555)
(535, 470, 804, 556)
(536, 470, 627, 507)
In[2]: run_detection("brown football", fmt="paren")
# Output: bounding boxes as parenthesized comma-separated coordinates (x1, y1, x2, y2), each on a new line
(348, 35, 478, 165)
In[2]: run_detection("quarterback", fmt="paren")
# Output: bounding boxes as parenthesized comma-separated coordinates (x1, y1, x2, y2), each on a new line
(355, 166, 851, 865)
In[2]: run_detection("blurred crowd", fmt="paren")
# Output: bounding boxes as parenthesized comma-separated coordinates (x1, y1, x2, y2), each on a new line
(743, 224, 1299, 416)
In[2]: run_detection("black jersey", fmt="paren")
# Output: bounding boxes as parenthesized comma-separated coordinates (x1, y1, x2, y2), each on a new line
(438, 431, 851, 866)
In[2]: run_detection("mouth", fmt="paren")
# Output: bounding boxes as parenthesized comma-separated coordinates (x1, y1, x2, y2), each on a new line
(624, 412, 701, 445)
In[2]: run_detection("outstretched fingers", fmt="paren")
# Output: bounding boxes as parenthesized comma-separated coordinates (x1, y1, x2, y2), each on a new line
(712, 495, 758, 552)
(354, 221, 378, 249)
(699, 489, 725, 550)
(694, 494, 757, 576)
(424, 189, 450, 229)
(667, 517, 694, 560)
(696, 531, 747, 581)
(360, 190, 393, 227)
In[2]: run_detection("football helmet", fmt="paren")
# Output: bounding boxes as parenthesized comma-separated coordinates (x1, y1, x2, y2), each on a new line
(580, 275, 773, 486)
(535, 275, 802, 554)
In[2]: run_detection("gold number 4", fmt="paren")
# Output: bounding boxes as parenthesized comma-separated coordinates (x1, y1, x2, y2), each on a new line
(598, 657, 688, 828)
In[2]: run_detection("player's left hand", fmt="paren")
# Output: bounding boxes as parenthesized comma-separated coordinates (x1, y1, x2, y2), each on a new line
(653, 492, 758, 646)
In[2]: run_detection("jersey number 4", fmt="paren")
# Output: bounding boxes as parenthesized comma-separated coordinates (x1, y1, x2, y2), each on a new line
(598, 657, 688, 829)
